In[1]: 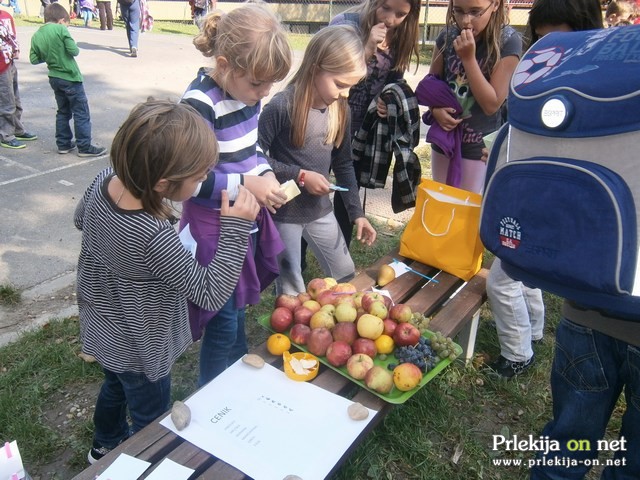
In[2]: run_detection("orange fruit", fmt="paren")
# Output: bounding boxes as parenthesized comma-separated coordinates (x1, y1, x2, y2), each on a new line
(267, 333, 291, 356)
(374, 334, 395, 355)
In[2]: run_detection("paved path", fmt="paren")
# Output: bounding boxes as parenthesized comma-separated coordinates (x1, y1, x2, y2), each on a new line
(0, 24, 429, 346)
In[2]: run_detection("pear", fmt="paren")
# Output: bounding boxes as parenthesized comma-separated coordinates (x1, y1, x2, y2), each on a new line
(377, 264, 396, 287)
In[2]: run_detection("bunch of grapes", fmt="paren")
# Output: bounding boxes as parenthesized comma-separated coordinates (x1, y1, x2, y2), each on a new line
(409, 312, 431, 334)
(430, 332, 459, 361)
(388, 337, 438, 373)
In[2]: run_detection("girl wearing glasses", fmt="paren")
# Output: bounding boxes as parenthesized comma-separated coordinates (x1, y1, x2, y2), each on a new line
(419, 0, 521, 194)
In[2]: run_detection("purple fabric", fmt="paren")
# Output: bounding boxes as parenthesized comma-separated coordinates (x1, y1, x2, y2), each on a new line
(180, 203, 284, 340)
(415, 74, 464, 188)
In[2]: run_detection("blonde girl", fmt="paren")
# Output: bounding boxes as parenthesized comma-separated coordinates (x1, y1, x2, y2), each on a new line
(258, 25, 377, 296)
(421, 0, 522, 194)
(330, 0, 421, 246)
(76, 99, 259, 464)
(180, 3, 292, 387)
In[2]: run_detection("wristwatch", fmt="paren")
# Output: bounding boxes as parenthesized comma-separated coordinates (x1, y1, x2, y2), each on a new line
(298, 171, 305, 188)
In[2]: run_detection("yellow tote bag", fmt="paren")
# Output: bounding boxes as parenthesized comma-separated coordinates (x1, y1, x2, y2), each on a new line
(399, 178, 484, 281)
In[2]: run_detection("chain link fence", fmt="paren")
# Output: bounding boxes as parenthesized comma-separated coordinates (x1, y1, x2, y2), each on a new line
(145, 0, 534, 41)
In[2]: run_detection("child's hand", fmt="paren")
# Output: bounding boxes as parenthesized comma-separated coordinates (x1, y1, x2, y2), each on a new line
(354, 217, 377, 246)
(480, 147, 489, 163)
(221, 186, 259, 221)
(376, 97, 388, 118)
(431, 107, 463, 131)
(243, 174, 287, 214)
(302, 171, 331, 195)
(453, 28, 477, 63)
(366, 22, 387, 53)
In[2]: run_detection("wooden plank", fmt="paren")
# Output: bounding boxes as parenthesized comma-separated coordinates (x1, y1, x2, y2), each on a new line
(195, 460, 248, 480)
(404, 270, 461, 315)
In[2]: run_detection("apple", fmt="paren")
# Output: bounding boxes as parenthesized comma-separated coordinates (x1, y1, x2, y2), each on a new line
(320, 304, 336, 316)
(331, 282, 357, 294)
(393, 322, 421, 347)
(316, 289, 338, 307)
(346, 353, 375, 380)
(383, 318, 398, 337)
(381, 293, 393, 310)
(334, 302, 357, 323)
(270, 306, 293, 332)
(334, 294, 356, 308)
(289, 323, 311, 345)
(293, 306, 313, 326)
(389, 303, 412, 323)
(393, 363, 423, 391)
(302, 300, 321, 314)
(324, 277, 338, 288)
(274, 293, 302, 312)
(297, 292, 312, 303)
(352, 291, 365, 309)
(368, 300, 388, 320)
(309, 309, 336, 330)
(325, 341, 352, 367)
(307, 277, 329, 300)
(361, 292, 385, 312)
(357, 313, 384, 340)
(364, 365, 394, 394)
(352, 337, 377, 358)
(331, 321, 358, 345)
(307, 327, 333, 356)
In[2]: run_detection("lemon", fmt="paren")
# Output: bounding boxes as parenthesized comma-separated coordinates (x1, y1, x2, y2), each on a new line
(374, 334, 395, 355)
(267, 333, 291, 356)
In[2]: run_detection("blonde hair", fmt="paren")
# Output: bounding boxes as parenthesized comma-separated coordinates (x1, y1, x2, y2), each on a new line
(347, 0, 421, 72)
(444, 0, 509, 76)
(110, 99, 219, 220)
(288, 25, 367, 149)
(193, 3, 292, 90)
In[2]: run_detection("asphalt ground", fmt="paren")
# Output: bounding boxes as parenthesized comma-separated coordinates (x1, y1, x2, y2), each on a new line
(0, 24, 429, 345)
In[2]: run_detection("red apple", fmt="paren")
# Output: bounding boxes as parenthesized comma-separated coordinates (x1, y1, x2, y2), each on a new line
(346, 353, 374, 380)
(297, 292, 312, 303)
(274, 293, 302, 312)
(331, 322, 358, 345)
(383, 318, 398, 337)
(316, 289, 338, 307)
(331, 282, 357, 294)
(270, 306, 293, 333)
(361, 292, 385, 312)
(352, 337, 378, 358)
(289, 323, 311, 345)
(393, 322, 421, 347)
(325, 341, 352, 367)
(389, 303, 413, 323)
(293, 306, 313, 326)
(307, 277, 329, 300)
(334, 293, 356, 308)
(381, 293, 393, 310)
(352, 291, 365, 309)
(307, 327, 333, 356)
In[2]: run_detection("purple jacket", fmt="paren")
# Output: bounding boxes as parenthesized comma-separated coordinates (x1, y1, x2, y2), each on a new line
(415, 74, 464, 188)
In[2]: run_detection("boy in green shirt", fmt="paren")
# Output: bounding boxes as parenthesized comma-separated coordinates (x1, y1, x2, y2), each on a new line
(29, 3, 106, 157)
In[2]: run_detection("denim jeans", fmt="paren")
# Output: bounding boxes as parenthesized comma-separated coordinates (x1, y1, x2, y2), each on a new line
(198, 294, 247, 387)
(487, 258, 545, 362)
(275, 212, 355, 296)
(0, 63, 25, 142)
(530, 318, 640, 480)
(119, 0, 140, 50)
(93, 368, 171, 449)
(48, 77, 92, 151)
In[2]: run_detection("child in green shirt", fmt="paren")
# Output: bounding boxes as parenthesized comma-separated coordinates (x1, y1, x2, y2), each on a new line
(29, 3, 106, 157)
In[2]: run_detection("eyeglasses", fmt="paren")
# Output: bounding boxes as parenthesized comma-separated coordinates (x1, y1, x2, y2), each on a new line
(452, 2, 493, 20)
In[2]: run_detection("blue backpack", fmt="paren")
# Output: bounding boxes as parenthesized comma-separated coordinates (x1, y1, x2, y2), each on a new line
(480, 26, 640, 321)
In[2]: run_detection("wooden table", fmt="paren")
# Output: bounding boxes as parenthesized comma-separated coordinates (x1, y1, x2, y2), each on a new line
(72, 250, 488, 480)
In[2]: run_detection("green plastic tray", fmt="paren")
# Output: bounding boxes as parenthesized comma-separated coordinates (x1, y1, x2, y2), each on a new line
(258, 315, 462, 404)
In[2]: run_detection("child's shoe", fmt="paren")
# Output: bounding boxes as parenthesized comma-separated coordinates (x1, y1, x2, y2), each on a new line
(130, 47, 138, 58)
(1, 138, 26, 149)
(78, 145, 107, 157)
(15, 132, 38, 141)
(87, 445, 111, 464)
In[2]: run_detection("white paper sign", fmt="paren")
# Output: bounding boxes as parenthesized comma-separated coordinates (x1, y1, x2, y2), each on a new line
(145, 458, 194, 480)
(0, 441, 25, 480)
(95, 454, 150, 480)
(160, 360, 377, 480)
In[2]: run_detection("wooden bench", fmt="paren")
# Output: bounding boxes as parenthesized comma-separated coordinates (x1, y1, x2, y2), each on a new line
(71, 252, 487, 479)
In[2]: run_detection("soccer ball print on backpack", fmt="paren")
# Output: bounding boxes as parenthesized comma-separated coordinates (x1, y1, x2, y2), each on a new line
(480, 26, 640, 321)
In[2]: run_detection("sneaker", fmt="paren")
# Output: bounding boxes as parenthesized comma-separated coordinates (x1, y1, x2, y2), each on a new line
(130, 47, 138, 58)
(78, 145, 107, 157)
(1, 138, 26, 149)
(15, 132, 38, 141)
(487, 354, 535, 379)
(58, 142, 77, 154)
(87, 446, 111, 465)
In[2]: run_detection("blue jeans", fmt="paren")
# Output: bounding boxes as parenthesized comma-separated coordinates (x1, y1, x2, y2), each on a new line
(48, 77, 93, 151)
(93, 368, 171, 449)
(530, 318, 640, 480)
(119, 0, 140, 50)
(198, 294, 247, 387)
